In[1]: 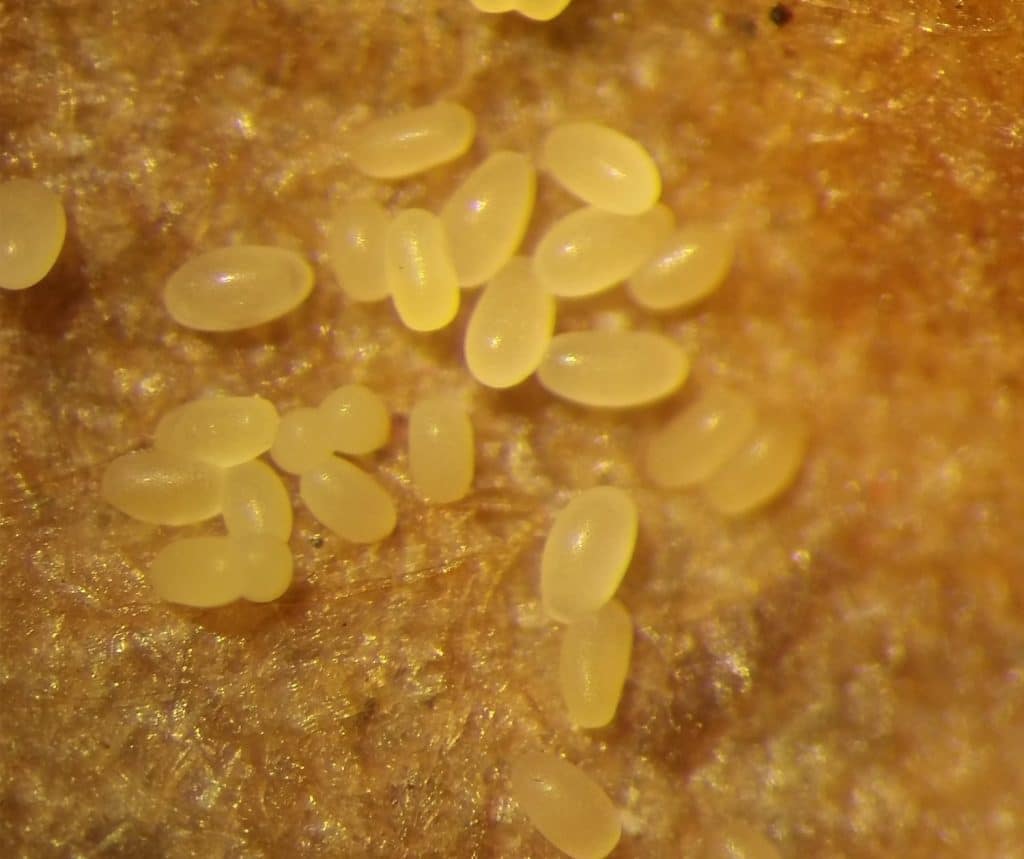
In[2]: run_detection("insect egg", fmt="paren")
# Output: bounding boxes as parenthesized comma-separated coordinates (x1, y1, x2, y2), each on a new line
(346, 102, 476, 179)
(386, 208, 461, 332)
(540, 486, 638, 623)
(540, 121, 661, 215)
(153, 395, 279, 468)
(163, 245, 314, 332)
(101, 449, 225, 526)
(0, 178, 66, 291)
(509, 752, 621, 859)
(408, 395, 475, 504)
(536, 330, 689, 409)
(532, 204, 674, 298)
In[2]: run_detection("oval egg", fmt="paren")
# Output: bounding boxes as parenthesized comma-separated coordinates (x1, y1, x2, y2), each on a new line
(559, 599, 634, 728)
(540, 486, 638, 623)
(154, 395, 279, 468)
(326, 200, 391, 303)
(163, 245, 313, 332)
(101, 449, 225, 526)
(386, 208, 460, 332)
(223, 459, 293, 541)
(0, 178, 66, 291)
(347, 102, 476, 179)
(536, 330, 688, 408)
(509, 752, 621, 859)
(627, 223, 735, 312)
(540, 121, 660, 215)
(440, 150, 536, 288)
(533, 204, 674, 298)
(318, 383, 391, 455)
(408, 395, 475, 504)
(464, 257, 555, 389)
(300, 455, 397, 543)
(147, 536, 245, 608)
(703, 414, 809, 515)
(644, 386, 757, 489)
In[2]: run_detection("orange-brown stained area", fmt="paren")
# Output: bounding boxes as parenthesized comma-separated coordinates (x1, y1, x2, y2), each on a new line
(2, 1, 1024, 856)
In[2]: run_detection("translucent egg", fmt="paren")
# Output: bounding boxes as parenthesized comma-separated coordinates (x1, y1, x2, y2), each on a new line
(408, 395, 475, 503)
(0, 178, 66, 291)
(346, 102, 476, 179)
(440, 150, 536, 287)
(509, 752, 621, 859)
(540, 121, 660, 215)
(153, 395, 279, 468)
(514, 0, 575, 21)
(627, 223, 735, 312)
(540, 486, 638, 622)
(325, 200, 391, 303)
(270, 407, 334, 475)
(299, 455, 397, 543)
(222, 459, 293, 540)
(703, 415, 809, 515)
(533, 204, 674, 298)
(644, 387, 757, 489)
(386, 208, 460, 332)
(101, 449, 225, 526)
(559, 599, 633, 728)
(235, 535, 294, 603)
(536, 330, 688, 408)
(463, 257, 556, 389)
(163, 245, 314, 332)
(318, 383, 391, 455)
(147, 537, 245, 608)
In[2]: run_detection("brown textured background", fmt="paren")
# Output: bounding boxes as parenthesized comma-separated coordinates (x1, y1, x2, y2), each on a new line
(3, 0, 1024, 856)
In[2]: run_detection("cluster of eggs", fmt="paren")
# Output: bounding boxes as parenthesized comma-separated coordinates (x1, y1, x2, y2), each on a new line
(165, 99, 806, 858)
(2, 90, 802, 859)
(99, 386, 476, 606)
(163, 103, 740, 409)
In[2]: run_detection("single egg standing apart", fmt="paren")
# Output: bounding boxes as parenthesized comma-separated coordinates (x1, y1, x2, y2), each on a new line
(163, 245, 314, 332)
(509, 751, 621, 859)
(0, 178, 67, 291)
(408, 395, 475, 503)
(346, 102, 476, 180)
